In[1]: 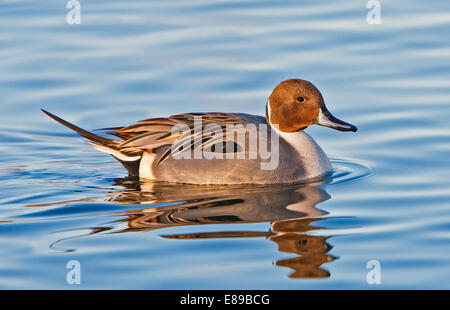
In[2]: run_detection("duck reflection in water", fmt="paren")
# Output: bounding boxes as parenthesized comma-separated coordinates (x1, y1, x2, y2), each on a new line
(104, 179, 337, 279)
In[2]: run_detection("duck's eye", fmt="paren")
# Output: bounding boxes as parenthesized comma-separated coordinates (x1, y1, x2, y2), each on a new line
(297, 96, 305, 103)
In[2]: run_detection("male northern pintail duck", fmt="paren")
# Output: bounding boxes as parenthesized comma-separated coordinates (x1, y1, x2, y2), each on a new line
(42, 79, 356, 184)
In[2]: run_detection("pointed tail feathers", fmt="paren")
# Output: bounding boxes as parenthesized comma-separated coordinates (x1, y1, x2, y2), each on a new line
(41, 109, 113, 145)
(41, 109, 140, 162)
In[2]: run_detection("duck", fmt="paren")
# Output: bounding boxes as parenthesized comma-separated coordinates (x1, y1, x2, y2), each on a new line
(42, 79, 357, 184)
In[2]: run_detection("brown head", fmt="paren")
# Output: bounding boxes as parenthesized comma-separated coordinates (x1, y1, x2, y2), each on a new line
(266, 79, 357, 133)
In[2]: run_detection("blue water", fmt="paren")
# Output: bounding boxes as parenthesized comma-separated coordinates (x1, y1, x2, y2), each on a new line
(0, 0, 449, 289)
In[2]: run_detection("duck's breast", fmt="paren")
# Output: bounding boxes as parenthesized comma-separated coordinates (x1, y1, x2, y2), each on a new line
(276, 130, 332, 181)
